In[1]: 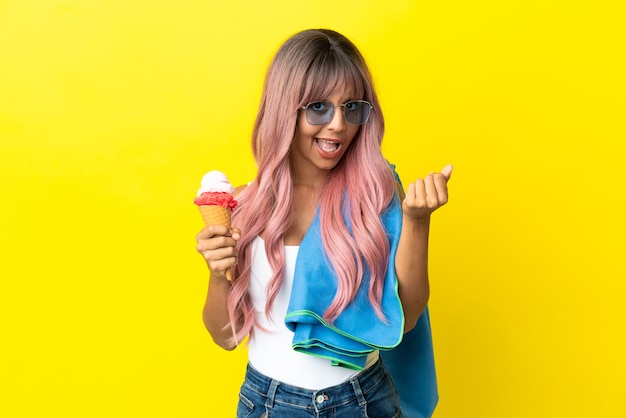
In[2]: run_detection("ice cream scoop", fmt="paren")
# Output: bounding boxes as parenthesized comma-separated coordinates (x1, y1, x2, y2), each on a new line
(194, 170, 238, 211)
(197, 170, 235, 196)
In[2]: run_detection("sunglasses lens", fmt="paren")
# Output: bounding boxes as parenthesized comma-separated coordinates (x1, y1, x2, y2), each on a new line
(305, 101, 334, 125)
(344, 101, 371, 125)
(304, 101, 372, 125)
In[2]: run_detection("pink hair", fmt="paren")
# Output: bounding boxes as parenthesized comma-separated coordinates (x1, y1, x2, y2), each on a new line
(227, 29, 396, 345)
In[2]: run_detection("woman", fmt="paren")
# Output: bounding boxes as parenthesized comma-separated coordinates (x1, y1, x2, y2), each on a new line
(196, 28, 451, 417)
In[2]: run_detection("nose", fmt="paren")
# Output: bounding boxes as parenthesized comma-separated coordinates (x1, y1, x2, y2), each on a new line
(326, 105, 346, 131)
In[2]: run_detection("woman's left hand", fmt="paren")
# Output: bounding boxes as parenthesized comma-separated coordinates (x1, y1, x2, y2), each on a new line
(402, 164, 453, 221)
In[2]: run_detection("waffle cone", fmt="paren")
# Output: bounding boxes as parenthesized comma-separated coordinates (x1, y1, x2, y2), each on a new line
(198, 205, 231, 227)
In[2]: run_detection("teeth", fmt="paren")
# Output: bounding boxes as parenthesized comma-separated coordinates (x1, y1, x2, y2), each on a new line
(317, 139, 340, 152)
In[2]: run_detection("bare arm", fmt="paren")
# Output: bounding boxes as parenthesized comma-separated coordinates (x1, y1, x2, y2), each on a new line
(196, 185, 248, 349)
(196, 225, 240, 350)
(395, 165, 452, 332)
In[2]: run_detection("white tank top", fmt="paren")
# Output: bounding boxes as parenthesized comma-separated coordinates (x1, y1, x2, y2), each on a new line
(247, 236, 378, 390)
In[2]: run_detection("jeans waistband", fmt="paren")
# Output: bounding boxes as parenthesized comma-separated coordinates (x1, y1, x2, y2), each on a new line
(243, 357, 388, 412)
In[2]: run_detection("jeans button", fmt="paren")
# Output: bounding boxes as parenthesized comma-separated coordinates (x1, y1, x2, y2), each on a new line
(316, 394, 325, 404)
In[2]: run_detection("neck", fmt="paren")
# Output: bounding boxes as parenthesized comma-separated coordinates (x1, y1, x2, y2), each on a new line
(290, 162, 329, 191)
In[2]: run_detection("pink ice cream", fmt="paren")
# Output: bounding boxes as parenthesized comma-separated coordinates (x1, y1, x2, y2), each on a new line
(194, 171, 238, 210)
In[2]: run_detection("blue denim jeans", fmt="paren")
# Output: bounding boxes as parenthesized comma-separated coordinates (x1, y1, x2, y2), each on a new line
(236, 358, 402, 417)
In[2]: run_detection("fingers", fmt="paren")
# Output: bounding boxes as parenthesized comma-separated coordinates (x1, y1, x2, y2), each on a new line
(420, 178, 446, 208)
(407, 174, 448, 207)
(424, 175, 441, 207)
(431, 172, 449, 206)
(441, 164, 453, 180)
(196, 224, 232, 240)
(403, 166, 452, 219)
(406, 179, 427, 207)
(196, 224, 240, 277)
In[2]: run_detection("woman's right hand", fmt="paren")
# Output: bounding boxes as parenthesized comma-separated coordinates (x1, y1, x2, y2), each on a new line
(196, 225, 241, 279)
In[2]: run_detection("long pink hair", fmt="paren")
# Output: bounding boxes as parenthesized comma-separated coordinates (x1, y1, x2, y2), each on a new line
(227, 29, 396, 345)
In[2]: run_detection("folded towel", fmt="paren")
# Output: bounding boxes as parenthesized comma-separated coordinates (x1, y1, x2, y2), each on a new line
(285, 192, 404, 369)
(284, 166, 438, 417)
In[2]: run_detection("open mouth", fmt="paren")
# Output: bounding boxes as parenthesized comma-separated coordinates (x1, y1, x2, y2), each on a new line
(316, 138, 341, 153)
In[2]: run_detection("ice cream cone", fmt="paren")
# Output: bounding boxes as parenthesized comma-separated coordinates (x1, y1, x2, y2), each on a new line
(195, 171, 238, 282)
(198, 205, 231, 227)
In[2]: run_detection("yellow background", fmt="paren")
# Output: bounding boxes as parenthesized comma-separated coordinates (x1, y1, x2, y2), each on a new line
(1, 1, 624, 416)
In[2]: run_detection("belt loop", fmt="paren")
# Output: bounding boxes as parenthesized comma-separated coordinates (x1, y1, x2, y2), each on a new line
(350, 377, 367, 407)
(265, 379, 280, 409)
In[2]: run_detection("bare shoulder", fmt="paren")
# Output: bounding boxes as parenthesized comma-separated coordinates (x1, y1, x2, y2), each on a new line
(233, 184, 247, 199)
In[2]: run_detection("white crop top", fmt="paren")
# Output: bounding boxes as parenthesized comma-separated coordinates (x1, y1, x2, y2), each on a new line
(247, 236, 378, 390)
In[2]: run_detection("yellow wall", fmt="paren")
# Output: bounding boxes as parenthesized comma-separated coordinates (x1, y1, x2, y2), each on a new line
(1, 1, 624, 416)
